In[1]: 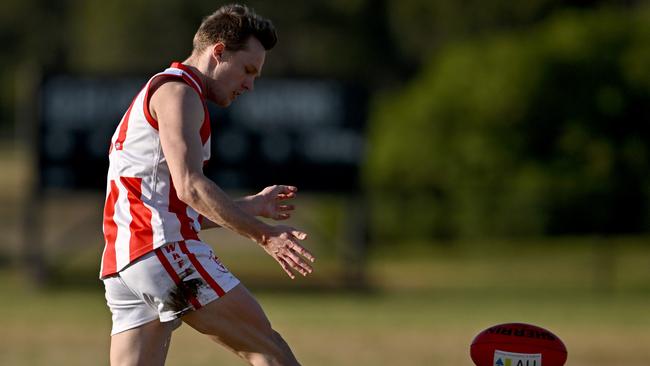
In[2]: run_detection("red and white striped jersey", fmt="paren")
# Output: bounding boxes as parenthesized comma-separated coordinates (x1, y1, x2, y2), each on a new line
(100, 62, 211, 278)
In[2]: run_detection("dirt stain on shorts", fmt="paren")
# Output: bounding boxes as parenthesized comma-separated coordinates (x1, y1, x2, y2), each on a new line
(167, 269, 207, 313)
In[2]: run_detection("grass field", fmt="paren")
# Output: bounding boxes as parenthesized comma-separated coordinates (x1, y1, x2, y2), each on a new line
(1, 145, 650, 365)
(2, 238, 650, 366)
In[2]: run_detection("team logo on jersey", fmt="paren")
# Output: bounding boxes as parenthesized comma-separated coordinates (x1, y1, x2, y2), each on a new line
(494, 350, 542, 366)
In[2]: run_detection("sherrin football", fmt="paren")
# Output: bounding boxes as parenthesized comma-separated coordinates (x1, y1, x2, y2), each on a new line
(470, 323, 567, 366)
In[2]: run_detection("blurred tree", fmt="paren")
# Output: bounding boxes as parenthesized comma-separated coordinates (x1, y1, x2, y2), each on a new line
(1, 0, 646, 132)
(65, 0, 196, 73)
(386, 0, 644, 68)
(366, 5, 650, 240)
(1, 0, 648, 268)
(56, 0, 407, 85)
(0, 0, 39, 134)
(0, 0, 612, 129)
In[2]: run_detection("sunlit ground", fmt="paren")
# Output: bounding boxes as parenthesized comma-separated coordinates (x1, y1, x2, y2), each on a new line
(1, 145, 649, 365)
(2, 248, 650, 366)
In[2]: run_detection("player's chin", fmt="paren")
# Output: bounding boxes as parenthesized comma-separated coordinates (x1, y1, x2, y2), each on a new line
(215, 98, 232, 107)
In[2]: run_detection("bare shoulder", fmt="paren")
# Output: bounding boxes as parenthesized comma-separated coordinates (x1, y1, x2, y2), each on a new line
(150, 80, 203, 123)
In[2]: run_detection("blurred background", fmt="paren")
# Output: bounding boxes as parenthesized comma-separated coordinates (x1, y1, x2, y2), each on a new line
(1, 0, 650, 365)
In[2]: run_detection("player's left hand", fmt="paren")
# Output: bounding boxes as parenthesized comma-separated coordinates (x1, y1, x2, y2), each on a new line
(253, 185, 297, 220)
(261, 224, 314, 279)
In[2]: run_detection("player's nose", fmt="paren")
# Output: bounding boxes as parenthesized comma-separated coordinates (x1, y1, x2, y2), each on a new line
(243, 77, 254, 92)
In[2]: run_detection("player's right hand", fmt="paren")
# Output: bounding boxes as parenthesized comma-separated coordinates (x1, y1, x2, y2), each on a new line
(260, 225, 315, 279)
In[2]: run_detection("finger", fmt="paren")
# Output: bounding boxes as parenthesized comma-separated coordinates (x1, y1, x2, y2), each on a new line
(277, 192, 296, 200)
(275, 185, 296, 194)
(282, 250, 312, 276)
(290, 241, 315, 263)
(277, 257, 296, 279)
(281, 254, 305, 277)
(283, 256, 311, 277)
(278, 204, 295, 212)
(275, 213, 290, 220)
(291, 230, 308, 240)
(282, 185, 297, 193)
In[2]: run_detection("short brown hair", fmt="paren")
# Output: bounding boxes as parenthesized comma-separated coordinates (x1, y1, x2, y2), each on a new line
(193, 4, 277, 53)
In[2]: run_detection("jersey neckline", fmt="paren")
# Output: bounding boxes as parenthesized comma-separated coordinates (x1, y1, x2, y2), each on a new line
(170, 62, 205, 96)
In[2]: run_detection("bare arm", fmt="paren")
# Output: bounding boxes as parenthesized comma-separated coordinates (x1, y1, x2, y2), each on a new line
(196, 196, 266, 231)
(201, 185, 298, 230)
(152, 82, 313, 278)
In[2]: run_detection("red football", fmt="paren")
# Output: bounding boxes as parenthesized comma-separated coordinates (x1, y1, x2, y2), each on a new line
(470, 323, 567, 366)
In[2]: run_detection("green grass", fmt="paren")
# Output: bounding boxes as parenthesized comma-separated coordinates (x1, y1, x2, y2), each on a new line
(2, 144, 650, 365)
(2, 238, 650, 366)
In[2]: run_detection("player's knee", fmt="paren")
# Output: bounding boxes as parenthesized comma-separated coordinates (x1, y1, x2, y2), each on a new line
(246, 353, 297, 366)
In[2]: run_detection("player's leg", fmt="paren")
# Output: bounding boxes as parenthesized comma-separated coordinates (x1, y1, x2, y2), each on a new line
(182, 283, 300, 366)
(109, 319, 175, 366)
(104, 271, 180, 366)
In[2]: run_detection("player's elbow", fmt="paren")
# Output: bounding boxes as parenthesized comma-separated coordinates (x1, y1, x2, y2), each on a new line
(176, 186, 198, 206)
(174, 178, 201, 206)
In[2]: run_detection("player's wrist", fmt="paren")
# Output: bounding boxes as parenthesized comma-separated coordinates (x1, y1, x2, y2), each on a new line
(249, 194, 265, 216)
(237, 194, 263, 216)
(253, 222, 274, 246)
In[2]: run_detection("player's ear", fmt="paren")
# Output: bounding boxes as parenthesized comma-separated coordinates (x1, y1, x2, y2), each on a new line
(212, 42, 226, 62)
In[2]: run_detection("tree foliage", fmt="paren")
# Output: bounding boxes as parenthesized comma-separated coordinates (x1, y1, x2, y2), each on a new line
(366, 6, 650, 239)
(2, 0, 649, 240)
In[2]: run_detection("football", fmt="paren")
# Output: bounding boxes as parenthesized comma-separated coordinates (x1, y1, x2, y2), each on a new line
(470, 322, 567, 366)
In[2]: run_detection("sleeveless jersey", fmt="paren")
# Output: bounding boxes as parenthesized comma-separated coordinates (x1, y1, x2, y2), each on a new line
(100, 62, 211, 278)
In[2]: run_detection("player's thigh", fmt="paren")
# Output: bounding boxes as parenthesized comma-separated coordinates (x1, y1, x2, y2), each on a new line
(181, 283, 276, 350)
(110, 319, 175, 366)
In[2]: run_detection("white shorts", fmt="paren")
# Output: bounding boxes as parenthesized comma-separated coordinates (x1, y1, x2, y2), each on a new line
(103, 240, 240, 335)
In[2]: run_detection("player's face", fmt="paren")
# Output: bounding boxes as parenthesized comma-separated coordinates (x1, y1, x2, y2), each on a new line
(209, 37, 266, 107)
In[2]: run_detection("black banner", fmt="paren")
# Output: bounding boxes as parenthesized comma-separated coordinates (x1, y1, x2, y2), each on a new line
(39, 75, 367, 192)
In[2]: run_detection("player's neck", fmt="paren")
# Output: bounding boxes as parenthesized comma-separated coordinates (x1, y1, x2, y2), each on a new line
(181, 54, 218, 103)
(180, 56, 209, 88)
